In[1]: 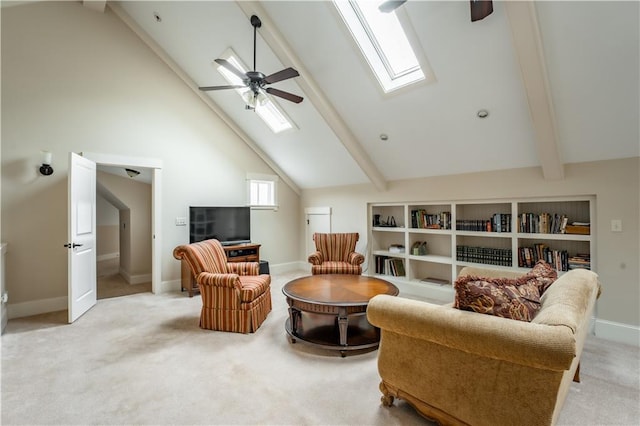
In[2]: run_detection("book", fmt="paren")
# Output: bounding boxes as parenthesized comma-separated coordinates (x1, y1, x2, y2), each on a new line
(565, 225, 590, 235)
(420, 277, 450, 285)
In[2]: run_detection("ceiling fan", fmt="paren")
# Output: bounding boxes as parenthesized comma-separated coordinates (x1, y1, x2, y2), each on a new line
(198, 15, 303, 109)
(379, 0, 493, 22)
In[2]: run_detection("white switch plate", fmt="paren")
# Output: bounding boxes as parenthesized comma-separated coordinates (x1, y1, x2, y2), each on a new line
(175, 217, 187, 226)
(611, 219, 622, 232)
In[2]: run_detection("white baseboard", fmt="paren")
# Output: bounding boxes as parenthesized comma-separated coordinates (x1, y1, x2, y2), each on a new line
(7, 296, 67, 320)
(159, 279, 181, 293)
(595, 319, 640, 347)
(269, 261, 308, 275)
(1, 304, 7, 334)
(5, 286, 639, 348)
(119, 268, 152, 285)
(97, 252, 119, 262)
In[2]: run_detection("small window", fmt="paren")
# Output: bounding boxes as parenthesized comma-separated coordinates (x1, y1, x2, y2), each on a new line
(247, 173, 278, 209)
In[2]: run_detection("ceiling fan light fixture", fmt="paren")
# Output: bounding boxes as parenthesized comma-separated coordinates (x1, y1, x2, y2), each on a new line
(256, 91, 268, 107)
(199, 14, 303, 109)
(242, 89, 269, 111)
(242, 90, 256, 110)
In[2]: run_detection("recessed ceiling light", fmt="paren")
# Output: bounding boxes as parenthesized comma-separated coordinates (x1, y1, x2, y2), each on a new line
(477, 109, 489, 118)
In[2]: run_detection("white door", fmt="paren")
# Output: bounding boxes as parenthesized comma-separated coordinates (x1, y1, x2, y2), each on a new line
(305, 207, 331, 259)
(67, 152, 97, 323)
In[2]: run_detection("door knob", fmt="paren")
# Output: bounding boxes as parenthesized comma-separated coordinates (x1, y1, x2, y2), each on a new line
(64, 243, 83, 248)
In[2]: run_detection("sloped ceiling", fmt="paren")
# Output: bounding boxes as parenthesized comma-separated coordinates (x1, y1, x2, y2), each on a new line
(110, 1, 639, 191)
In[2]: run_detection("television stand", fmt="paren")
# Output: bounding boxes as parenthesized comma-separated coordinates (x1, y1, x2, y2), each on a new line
(223, 243, 261, 263)
(181, 243, 261, 297)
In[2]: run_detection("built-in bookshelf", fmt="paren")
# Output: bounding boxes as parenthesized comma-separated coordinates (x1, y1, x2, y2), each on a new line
(368, 196, 595, 301)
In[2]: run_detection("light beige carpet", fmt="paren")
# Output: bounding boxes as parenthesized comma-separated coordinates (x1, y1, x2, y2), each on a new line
(1, 270, 639, 425)
(97, 273, 151, 300)
(97, 257, 151, 300)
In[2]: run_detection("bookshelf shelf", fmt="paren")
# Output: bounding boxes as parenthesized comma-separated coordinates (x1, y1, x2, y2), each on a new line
(372, 226, 406, 232)
(455, 231, 513, 238)
(455, 261, 515, 270)
(372, 250, 406, 258)
(408, 228, 453, 235)
(407, 254, 452, 264)
(368, 196, 595, 302)
(515, 232, 591, 241)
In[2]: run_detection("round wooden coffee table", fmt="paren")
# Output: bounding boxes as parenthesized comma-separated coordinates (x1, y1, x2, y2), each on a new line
(282, 274, 399, 357)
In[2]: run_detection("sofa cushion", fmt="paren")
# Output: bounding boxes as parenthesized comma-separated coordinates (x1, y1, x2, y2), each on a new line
(454, 275, 542, 322)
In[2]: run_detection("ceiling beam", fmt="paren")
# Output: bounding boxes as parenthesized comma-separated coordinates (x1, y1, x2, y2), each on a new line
(107, 2, 301, 196)
(236, 1, 388, 191)
(505, 1, 564, 180)
(83, 1, 106, 13)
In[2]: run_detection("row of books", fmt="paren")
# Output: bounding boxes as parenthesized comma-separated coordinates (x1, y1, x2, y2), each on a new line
(518, 245, 591, 271)
(456, 213, 513, 233)
(374, 255, 406, 276)
(410, 210, 452, 230)
(456, 245, 512, 267)
(568, 254, 591, 270)
(518, 245, 569, 271)
(518, 213, 568, 234)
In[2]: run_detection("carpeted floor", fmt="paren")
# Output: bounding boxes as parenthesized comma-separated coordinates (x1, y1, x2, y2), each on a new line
(1, 270, 639, 425)
(97, 273, 151, 300)
(97, 257, 151, 300)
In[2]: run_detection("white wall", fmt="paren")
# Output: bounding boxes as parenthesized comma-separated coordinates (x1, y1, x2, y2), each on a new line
(1, 2, 300, 309)
(97, 171, 151, 278)
(301, 158, 640, 335)
(96, 192, 119, 258)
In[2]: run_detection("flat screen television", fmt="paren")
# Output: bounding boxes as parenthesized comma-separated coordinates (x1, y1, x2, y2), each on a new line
(189, 206, 251, 245)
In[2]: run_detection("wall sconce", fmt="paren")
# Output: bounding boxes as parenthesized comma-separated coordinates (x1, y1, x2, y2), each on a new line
(39, 151, 54, 176)
(125, 168, 140, 178)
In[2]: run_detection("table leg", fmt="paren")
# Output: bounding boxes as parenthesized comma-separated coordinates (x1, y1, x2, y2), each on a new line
(338, 307, 348, 346)
(288, 304, 301, 335)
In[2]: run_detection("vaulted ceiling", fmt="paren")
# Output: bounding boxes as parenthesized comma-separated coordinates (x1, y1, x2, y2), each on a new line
(104, 1, 638, 194)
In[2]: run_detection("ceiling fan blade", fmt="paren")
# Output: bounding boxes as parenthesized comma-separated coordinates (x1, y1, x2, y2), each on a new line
(470, 0, 493, 22)
(263, 67, 300, 85)
(214, 58, 247, 81)
(266, 87, 303, 104)
(198, 85, 246, 91)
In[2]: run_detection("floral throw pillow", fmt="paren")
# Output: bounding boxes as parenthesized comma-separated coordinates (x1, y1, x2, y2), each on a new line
(454, 275, 542, 322)
(524, 260, 558, 294)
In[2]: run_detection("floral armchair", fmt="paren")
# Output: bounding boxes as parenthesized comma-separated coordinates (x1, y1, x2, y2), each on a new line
(173, 239, 271, 333)
(308, 233, 365, 275)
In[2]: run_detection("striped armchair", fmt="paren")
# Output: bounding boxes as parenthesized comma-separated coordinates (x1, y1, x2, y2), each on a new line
(308, 233, 365, 275)
(173, 239, 271, 333)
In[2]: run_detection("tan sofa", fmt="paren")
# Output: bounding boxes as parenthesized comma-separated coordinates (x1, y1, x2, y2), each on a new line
(367, 266, 601, 426)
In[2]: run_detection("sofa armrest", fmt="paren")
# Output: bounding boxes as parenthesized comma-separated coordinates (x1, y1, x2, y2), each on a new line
(226, 262, 259, 276)
(367, 295, 576, 371)
(308, 251, 324, 265)
(347, 252, 365, 265)
(196, 272, 241, 289)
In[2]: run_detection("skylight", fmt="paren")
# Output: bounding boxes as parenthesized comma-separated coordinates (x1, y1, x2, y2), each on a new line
(334, 0, 429, 93)
(216, 49, 296, 134)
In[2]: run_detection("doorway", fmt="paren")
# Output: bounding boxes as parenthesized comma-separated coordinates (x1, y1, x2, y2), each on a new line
(95, 172, 152, 299)
(82, 152, 162, 295)
(305, 207, 331, 267)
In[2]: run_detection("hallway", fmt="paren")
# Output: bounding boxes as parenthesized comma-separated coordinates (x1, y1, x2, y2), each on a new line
(97, 257, 150, 299)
